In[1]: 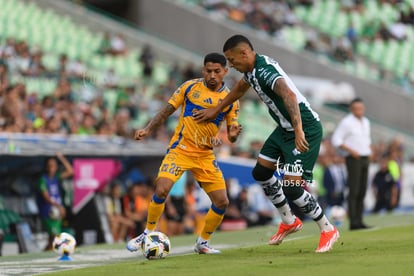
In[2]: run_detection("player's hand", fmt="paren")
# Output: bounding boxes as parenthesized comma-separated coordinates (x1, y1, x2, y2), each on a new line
(134, 129, 149, 140)
(350, 150, 360, 159)
(295, 130, 309, 153)
(229, 124, 242, 138)
(56, 151, 64, 159)
(58, 205, 66, 219)
(193, 107, 219, 123)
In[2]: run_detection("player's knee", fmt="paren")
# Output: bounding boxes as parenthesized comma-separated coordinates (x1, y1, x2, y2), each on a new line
(155, 179, 174, 199)
(252, 163, 275, 181)
(213, 196, 229, 210)
(154, 187, 169, 199)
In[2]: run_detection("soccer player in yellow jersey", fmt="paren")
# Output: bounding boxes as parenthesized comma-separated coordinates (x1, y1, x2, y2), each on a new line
(126, 53, 242, 254)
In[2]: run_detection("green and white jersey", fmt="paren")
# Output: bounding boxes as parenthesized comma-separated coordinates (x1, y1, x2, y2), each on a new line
(243, 54, 320, 131)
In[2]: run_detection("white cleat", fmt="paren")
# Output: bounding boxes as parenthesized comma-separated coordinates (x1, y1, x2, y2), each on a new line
(126, 232, 147, 252)
(194, 239, 221, 254)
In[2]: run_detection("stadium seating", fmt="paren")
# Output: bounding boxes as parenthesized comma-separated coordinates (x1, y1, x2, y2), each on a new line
(294, 0, 414, 83)
(0, 0, 176, 137)
(188, 0, 414, 92)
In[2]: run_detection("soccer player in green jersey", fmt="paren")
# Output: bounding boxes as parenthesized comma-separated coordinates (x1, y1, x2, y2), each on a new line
(194, 34, 339, 252)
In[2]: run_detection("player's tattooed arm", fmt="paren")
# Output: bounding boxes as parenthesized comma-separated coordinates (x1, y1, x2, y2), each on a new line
(146, 103, 176, 132)
(273, 78, 309, 152)
(135, 103, 177, 140)
(273, 78, 302, 131)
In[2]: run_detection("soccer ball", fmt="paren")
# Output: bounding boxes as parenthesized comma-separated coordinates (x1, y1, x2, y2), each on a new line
(53, 232, 77, 256)
(141, 231, 171, 260)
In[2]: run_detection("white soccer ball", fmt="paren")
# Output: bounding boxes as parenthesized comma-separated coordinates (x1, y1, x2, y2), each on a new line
(141, 231, 171, 260)
(329, 205, 347, 224)
(53, 232, 77, 256)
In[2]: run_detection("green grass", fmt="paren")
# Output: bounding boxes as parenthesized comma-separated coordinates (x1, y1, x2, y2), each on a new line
(1, 213, 414, 276)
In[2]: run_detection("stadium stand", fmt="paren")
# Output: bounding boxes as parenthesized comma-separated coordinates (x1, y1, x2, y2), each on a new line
(188, 0, 414, 95)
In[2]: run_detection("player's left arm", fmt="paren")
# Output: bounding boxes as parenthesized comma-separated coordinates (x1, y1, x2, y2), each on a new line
(273, 78, 309, 153)
(226, 100, 242, 143)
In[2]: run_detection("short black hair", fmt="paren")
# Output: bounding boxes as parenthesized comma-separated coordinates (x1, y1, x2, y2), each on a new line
(350, 97, 363, 106)
(204, 52, 227, 67)
(223, 34, 254, 52)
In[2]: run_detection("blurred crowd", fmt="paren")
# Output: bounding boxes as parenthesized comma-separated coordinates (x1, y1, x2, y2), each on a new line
(200, 0, 414, 94)
(0, 35, 202, 140)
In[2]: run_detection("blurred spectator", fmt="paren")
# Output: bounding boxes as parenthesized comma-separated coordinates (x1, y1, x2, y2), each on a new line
(98, 32, 113, 55)
(122, 183, 150, 237)
(387, 138, 404, 207)
(103, 68, 119, 89)
(371, 153, 399, 213)
(0, 63, 9, 93)
(223, 178, 243, 220)
(110, 33, 128, 56)
(103, 182, 135, 242)
(36, 152, 73, 251)
(25, 51, 46, 77)
(66, 58, 87, 79)
(388, 21, 408, 41)
(238, 184, 276, 226)
(77, 114, 96, 135)
(164, 172, 188, 236)
(52, 78, 74, 102)
(139, 44, 155, 79)
(57, 54, 68, 77)
(360, 20, 378, 41)
(115, 85, 138, 119)
(323, 154, 347, 208)
(331, 36, 354, 63)
(346, 22, 358, 51)
(182, 62, 198, 80)
(113, 108, 132, 137)
(376, 22, 393, 42)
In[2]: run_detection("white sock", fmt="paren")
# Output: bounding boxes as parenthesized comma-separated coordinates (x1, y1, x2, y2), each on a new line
(257, 176, 295, 225)
(277, 203, 296, 225)
(316, 215, 334, 232)
(197, 237, 207, 244)
(143, 229, 153, 235)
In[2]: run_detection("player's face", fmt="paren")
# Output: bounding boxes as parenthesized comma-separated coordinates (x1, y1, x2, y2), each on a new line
(224, 47, 250, 73)
(350, 101, 365, 119)
(202, 62, 228, 91)
(46, 158, 58, 175)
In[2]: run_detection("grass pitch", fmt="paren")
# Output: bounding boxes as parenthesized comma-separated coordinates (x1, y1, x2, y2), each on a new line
(1, 213, 413, 276)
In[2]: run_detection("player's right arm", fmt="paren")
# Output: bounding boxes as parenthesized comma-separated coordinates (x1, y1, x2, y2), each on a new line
(135, 80, 191, 140)
(193, 78, 250, 123)
(134, 103, 176, 140)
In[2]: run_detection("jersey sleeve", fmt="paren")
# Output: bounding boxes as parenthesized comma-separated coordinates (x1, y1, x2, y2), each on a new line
(167, 80, 194, 109)
(38, 177, 48, 193)
(257, 65, 283, 91)
(225, 100, 240, 127)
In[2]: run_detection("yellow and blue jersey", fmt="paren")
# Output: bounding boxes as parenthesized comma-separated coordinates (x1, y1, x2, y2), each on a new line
(167, 78, 239, 156)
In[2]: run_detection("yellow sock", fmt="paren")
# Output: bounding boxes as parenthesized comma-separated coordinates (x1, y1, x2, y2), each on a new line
(146, 199, 165, 231)
(200, 207, 225, 240)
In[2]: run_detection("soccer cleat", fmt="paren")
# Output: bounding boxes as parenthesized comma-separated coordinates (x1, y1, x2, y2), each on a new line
(194, 239, 221, 254)
(315, 226, 339, 253)
(269, 217, 303, 245)
(126, 232, 147, 252)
